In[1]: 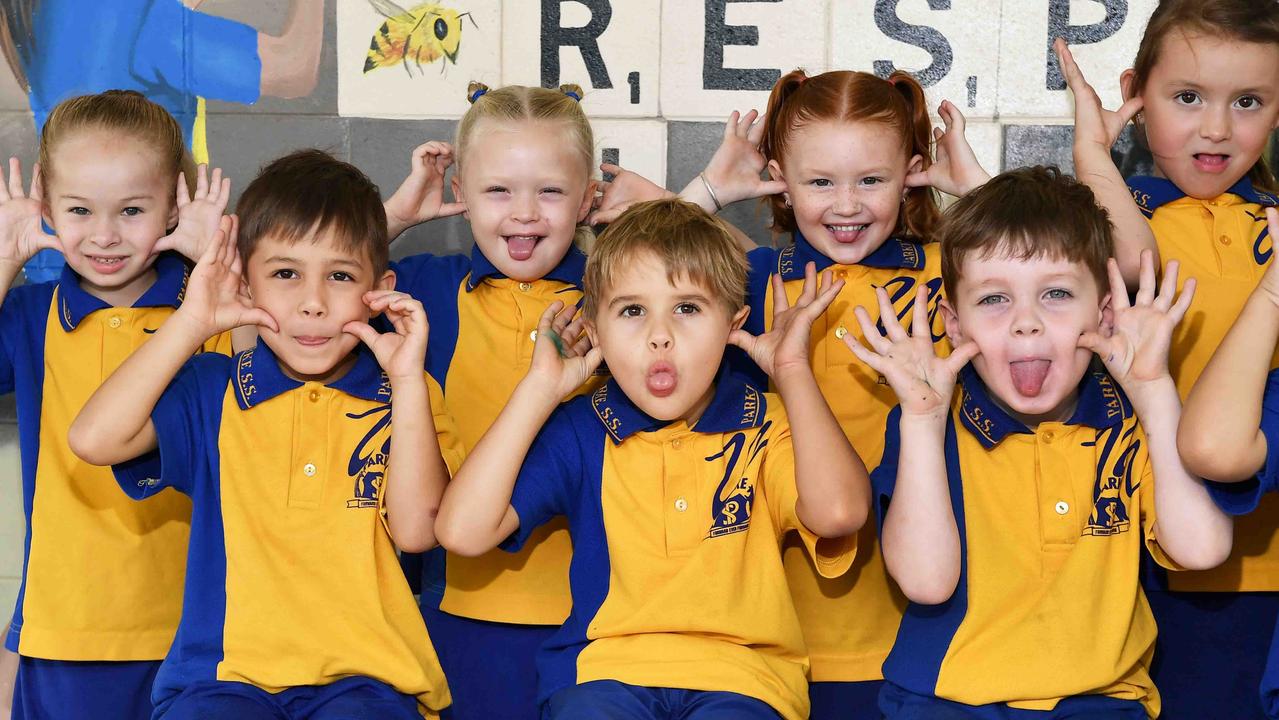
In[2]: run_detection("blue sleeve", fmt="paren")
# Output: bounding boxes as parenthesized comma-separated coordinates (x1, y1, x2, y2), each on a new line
(0, 287, 30, 395)
(869, 405, 903, 535)
(112, 353, 230, 499)
(500, 407, 583, 552)
(1206, 369, 1279, 515)
(133, 0, 261, 104)
(391, 253, 470, 385)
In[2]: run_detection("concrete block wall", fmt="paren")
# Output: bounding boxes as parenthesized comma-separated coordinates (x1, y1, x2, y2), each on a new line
(0, 0, 1270, 617)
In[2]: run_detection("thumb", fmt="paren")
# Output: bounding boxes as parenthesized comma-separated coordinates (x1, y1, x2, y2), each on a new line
(246, 308, 279, 334)
(438, 201, 467, 218)
(758, 179, 788, 196)
(726, 328, 755, 352)
(581, 346, 604, 373)
(343, 320, 381, 348)
(903, 170, 931, 189)
(945, 341, 980, 374)
(1077, 331, 1108, 357)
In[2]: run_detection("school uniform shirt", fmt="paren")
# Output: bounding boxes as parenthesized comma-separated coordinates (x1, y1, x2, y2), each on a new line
(874, 366, 1175, 716)
(503, 372, 857, 720)
(393, 245, 600, 625)
(0, 254, 228, 661)
(1131, 175, 1279, 592)
(732, 233, 946, 682)
(113, 342, 459, 716)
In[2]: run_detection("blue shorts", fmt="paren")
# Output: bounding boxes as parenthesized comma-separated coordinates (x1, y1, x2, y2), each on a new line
(1147, 589, 1279, 720)
(12, 656, 160, 720)
(158, 676, 418, 720)
(420, 600, 553, 720)
(543, 680, 782, 720)
(879, 682, 1146, 720)
(809, 680, 884, 720)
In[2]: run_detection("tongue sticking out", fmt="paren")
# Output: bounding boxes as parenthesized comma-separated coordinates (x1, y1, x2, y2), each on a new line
(1009, 360, 1051, 397)
(647, 369, 677, 397)
(506, 236, 539, 261)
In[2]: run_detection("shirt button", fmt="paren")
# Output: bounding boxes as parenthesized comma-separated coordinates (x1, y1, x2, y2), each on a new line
(834, 325, 848, 339)
(108, 316, 122, 329)
(674, 497, 688, 512)
(1055, 501, 1069, 515)
(1041, 430, 1054, 443)
(672, 438, 682, 449)
(303, 463, 317, 477)
(1220, 235, 1232, 245)
(519, 282, 533, 292)
(308, 390, 321, 402)
(529, 330, 538, 342)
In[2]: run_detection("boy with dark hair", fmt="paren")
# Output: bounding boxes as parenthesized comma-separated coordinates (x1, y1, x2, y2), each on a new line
(847, 166, 1232, 719)
(69, 150, 456, 719)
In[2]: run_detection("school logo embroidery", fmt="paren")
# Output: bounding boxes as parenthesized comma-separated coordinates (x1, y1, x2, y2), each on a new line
(874, 275, 945, 343)
(705, 420, 772, 538)
(346, 403, 392, 509)
(1082, 406, 1140, 537)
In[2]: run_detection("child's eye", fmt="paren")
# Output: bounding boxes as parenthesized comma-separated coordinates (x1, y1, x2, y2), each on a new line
(809, 178, 832, 188)
(1175, 90, 1201, 106)
(860, 177, 883, 187)
(540, 187, 564, 195)
(121, 207, 143, 217)
(67, 206, 89, 216)
(1044, 288, 1073, 301)
(976, 294, 1006, 306)
(619, 304, 644, 318)
(485, 185, 508, 194)
(329, 271, 354, 282)
(674, 302, 701, 315)
(271, 269, 298, 280)
(1236, 95, 1262, 110)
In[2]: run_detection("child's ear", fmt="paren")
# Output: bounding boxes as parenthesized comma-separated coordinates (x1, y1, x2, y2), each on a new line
(450, 175, 468, 218)
(166, 201, 179, 233)
(940, 297, 965, 346)
(376, 269, 397, 293)
(766, 160, 789, 206)
(731, 305, 750, 331)
(583, 316, 599, 349)
(1119, 68, 1138, 103)
(907, 154, 925, 179)
(1098, 291, 1115, 337)
(576, 179, 598, 224)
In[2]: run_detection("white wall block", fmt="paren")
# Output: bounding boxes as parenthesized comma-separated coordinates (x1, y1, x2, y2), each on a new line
(997, 0, 1157, 120)
(592, 119, 668, 190)
(962, 120, 1004, 185)
(338, 1, 503, 119)
(660, 0, 829, 121)
(502, 0, 661, 118)
(832, 0, 1001, 120)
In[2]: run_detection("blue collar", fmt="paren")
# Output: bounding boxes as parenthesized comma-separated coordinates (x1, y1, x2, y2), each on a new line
(590, 368, 768, 444)
(776, 232, 927, 281)
(232, 340, 392, 410)
(57, 253, 190, 332)
(956, 364, 1131, 450)
(1128, 175, 1279, 217)
(465, 244, 587, 291)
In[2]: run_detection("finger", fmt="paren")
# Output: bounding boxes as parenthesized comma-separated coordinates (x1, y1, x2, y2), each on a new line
(745, 109, 768, 144)
(1105, 257, 1130, 310)
(599, 162, 624, 178)
(842, 332, 889, 374)
(909, 284, 931, 340)
(215, 176, 231, 211)
(738, 109, 759, 137)
(1134, 249, 1157, 306)
(1269, 208, 1279, 246)
(194, 164, 209, 199)
(28, 162, 41, 202)
(1077, 330, 1111, 359)
(1155, 259, 1180, 311)
(174, 172, 189, 207)
(757, 179, 789, 196)
(802, 274, 844, 320)
(199, 227, 225, 266)
(853, 305, 893, 355)
(875, 286, 909, 343)
(770, 273, 790, 314)
(1169, 277, 1196, 324)
(4, 157, 20, 200)
(726, 328, 755, 353)
(209, 167, 223, 201)
(343, 320, 382, 348)
(903, 171, 931, 189)
(723, 110, 740, 140)
(1054, 38, 1081, 90)
(437, 201, 467, 218)
(1116, 96, 1144, 126)
(796, 262, 819, 307)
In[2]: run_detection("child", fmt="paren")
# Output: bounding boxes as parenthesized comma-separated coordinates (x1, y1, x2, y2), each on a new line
(1059, 2, 1279, 715)
(68, 150, 457, 719)
(434, 197, 868, 720)
(594, 69, 988, 718)
(1181, 209, 1279, 718)
(848, 166, 1230, 719)
(377, 82, 599, 719)
(0, 90, 231, 720)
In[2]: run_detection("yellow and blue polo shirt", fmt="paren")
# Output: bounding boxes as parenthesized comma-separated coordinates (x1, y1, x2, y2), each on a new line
(502, 370, 857, 720)
(731, 232, 946, 682)
(393, 245, 599, 625)
(0, 253, 225, 661)
(114, 342, 458, 716)
(1130, 175, 1279, 593)
(874, 366, 1175, 716)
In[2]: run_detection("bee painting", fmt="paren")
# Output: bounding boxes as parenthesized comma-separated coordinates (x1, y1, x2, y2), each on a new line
(363, 0, 478, 77)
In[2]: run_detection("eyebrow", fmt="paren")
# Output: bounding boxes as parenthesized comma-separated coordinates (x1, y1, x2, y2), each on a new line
(263, 255, 364, 269)
(61, 194, 156, 202)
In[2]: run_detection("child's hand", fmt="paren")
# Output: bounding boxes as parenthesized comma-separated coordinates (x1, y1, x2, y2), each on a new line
(344, 291, 429, 382)
(384, 141, 466, 237)
(154, 165, 231, 261)
(700, 109, 787, 206)
(524, 301, 602, 403)
(589, 163, 670, 225)
(845, 285, 978, 420)
(0, 158, 58, 270)
(177, 215, 278, 340)
(729, 262, 843, 380)
(1056, 38, 1143, 151)
(904, 100, 990, 197)
(1079, 251, 1194, 394)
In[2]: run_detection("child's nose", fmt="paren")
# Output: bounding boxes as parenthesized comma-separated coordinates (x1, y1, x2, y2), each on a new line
(832, 187, 860, 215)
(512, 193, 540, 222)
(299, 283, 328, 317)
(1200, 105, 1232, 142)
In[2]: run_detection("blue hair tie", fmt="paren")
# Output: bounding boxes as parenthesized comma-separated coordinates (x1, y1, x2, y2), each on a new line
(564, 90, 582, 102)
(468, 87, 488, 104)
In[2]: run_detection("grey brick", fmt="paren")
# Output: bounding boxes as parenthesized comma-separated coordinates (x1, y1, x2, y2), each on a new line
(666, 121, 776, 248)
(206, 114, 350, 207)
